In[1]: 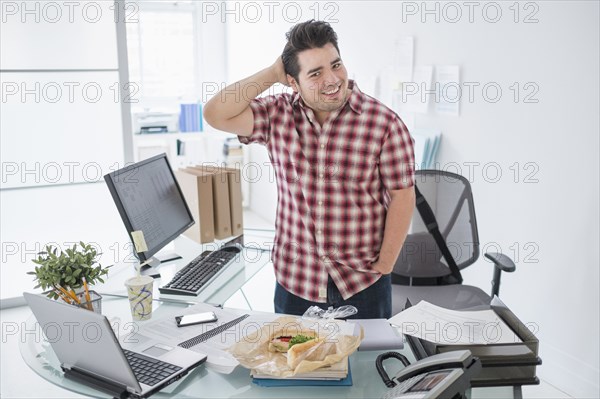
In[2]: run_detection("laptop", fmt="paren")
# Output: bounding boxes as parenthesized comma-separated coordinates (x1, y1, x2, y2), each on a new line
(24, 292, 207, 398)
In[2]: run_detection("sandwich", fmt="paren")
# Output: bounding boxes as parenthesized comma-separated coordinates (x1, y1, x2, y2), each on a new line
(268, 331, 318, 353)
(267, 328, 336, 369)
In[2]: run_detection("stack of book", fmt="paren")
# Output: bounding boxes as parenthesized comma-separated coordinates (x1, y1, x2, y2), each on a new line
(222, 137, 244, 168)
(251, 357, 352, 387)
(179, 103, 203, 132)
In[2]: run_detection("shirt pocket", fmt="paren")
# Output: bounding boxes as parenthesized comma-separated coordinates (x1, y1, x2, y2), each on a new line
(328, 143, 378, 184)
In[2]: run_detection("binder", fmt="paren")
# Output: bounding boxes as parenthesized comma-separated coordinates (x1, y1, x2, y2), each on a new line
(404, 297, 542, 387)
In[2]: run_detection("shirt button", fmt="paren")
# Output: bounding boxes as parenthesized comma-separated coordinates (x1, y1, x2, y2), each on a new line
(318, 201, 323, 205)
(320, 144, 325, 149)
(317, 230, 322, 235)
(319, 173, 324, 178)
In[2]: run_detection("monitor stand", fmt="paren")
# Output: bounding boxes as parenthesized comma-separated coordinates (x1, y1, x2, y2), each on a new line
(139, 252, 183, 278)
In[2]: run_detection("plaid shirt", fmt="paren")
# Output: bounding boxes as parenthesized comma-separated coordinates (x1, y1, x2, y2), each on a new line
(239, 81, 414, 302)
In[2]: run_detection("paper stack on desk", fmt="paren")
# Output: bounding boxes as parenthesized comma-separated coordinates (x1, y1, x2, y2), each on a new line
(252, 359, 352, 387)
(389, 298, 542, 387)
(388, 300, 521, 345)
(252, 357, 349, 380)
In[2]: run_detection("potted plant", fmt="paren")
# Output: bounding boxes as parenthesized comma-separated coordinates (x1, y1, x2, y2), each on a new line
(28, 242, 110, 312)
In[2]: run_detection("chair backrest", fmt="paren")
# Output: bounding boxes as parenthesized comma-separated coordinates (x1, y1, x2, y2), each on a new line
(392, 170, 480, 279)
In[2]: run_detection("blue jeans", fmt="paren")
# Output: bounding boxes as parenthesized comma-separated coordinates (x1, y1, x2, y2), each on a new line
(274, 274, 392, 319)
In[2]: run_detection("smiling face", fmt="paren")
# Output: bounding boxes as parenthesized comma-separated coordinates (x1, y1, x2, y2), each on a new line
(287, 43, 350, 124)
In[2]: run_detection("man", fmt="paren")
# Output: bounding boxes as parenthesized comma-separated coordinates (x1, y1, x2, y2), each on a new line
(204, 20, 414, 318)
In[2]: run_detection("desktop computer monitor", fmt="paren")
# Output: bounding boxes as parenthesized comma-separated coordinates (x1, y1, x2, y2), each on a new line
(104, 153, 194, 274)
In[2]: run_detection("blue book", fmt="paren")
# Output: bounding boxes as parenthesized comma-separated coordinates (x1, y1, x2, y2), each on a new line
(179, 104, 201, 132)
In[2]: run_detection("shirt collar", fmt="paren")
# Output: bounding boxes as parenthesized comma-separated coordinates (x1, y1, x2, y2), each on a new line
(292, 79, 364, 115)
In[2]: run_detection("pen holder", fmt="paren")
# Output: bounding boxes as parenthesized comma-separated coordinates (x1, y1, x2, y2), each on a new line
(75, 290, 102, 314)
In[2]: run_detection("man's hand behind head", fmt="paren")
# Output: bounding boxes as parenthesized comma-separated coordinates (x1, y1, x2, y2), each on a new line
(272, 57, 290, 87)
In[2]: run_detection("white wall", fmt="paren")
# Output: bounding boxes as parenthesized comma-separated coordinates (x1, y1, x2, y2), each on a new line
(0, 1, 127, 298)
(0, 1, 125, 188)
(221, 1, 599, 396)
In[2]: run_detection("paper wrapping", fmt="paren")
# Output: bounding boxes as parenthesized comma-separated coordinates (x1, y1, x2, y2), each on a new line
(227, 316, 363, 377)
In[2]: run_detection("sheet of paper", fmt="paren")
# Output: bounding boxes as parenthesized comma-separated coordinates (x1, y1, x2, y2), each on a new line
(388, 301, 521, 345)
(394, 36, 414, 71)
(350, 319, 404, 351)
(435, 65, 460, 116)
(395, 66, 433, 114)
(380, 66, 411, 110)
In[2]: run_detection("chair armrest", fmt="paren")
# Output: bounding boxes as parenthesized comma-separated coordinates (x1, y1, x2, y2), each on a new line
(484, 252, 516, 297)
(484, 252, 516, 273)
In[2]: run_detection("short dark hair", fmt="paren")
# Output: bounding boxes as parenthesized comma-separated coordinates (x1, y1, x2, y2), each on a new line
(281, 20, 340, 82)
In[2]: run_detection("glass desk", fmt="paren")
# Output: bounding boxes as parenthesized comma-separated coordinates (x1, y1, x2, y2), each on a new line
(97, 231, 275, 307)
(19, 295, 419, 398)
(19, 231, 523, 398)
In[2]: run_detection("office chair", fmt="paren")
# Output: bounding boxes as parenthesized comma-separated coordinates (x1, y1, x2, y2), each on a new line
(390, 170, 516, 315)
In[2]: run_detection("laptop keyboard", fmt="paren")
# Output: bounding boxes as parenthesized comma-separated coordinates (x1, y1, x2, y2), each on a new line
(123, 350, 182, 386)
(159, 247, 240, 296)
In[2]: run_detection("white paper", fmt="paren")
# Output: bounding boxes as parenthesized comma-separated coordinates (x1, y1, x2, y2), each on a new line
(388, 301, 521, 345)
(380, 66, 411, 110)
(395, 66, 433, 114)
(350, 319, 404, 351)
(394, 36, 414, 71)
(435, 65, 461, 116)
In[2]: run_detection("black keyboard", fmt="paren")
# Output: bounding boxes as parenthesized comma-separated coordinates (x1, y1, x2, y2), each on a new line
(123, 349, 182, 387)
(158, 247, 240, 296)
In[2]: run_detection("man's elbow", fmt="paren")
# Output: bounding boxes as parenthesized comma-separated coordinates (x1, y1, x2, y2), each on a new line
(202, 100, 219, 129)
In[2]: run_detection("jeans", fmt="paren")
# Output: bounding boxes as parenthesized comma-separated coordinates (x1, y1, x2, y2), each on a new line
(274, 274, 392, 319)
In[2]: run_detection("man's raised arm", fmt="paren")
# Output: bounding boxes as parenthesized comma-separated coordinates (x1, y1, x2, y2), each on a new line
(203, 58, 288, 137)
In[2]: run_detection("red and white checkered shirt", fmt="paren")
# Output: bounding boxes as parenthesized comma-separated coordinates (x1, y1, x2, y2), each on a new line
(239, 81, 414, 302)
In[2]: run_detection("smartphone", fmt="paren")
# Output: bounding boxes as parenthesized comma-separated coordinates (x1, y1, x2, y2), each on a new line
(175, 311, 218, 327)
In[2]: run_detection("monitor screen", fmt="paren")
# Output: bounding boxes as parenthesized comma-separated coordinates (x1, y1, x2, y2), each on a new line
(104, 153, 194, 262)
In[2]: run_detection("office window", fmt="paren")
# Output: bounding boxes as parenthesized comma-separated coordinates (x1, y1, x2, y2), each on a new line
(126, 1, 198, 104)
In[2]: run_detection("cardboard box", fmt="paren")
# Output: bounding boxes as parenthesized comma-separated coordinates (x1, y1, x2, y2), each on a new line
(185, 167, 231, 239)
(174, 170, 215, 244)
(193, 165, 244, 237)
